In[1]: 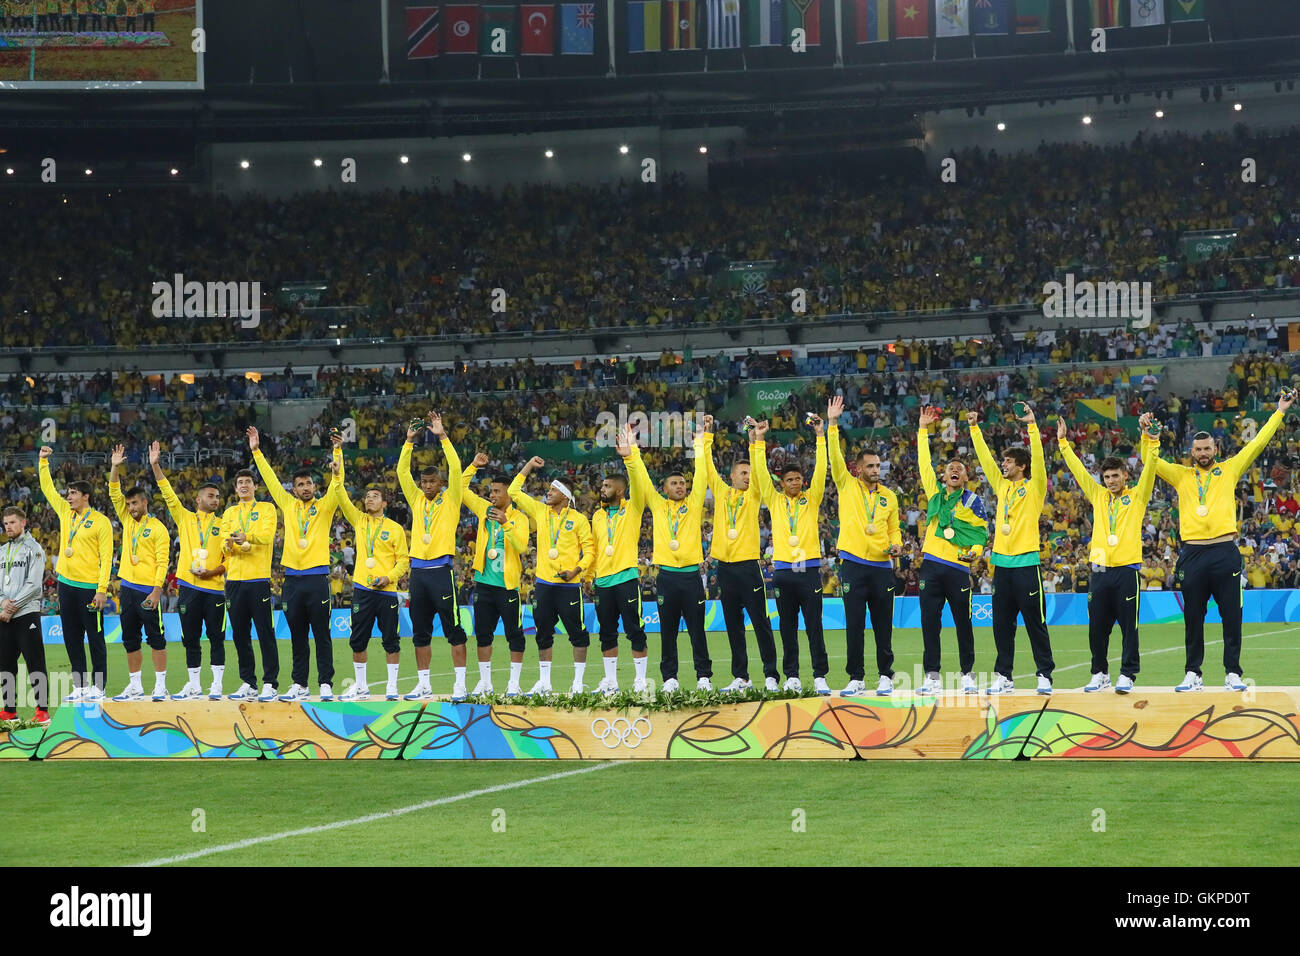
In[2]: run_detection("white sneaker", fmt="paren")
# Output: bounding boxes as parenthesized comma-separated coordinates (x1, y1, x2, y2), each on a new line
(450, 681, 468, 702)
(277, 684, 309, 702)
(764, 677, 780, 692)
(1036, 675, 1052, 696)
(721, 677, 753, 693)
(1174, 671, 1203, 692)
(63, 686, 85, 704)
(632, 678, 648, 694)
(170, 683, 202, 701)
(319, 683, 334, 701)
(595, 678, 618, 696)
(505, 682, 523, 697)
(207, 681, 223, 701)
(471, 678, 494, 696)
(385, 686, 399, 700)
(339, 684, 370, 701)
(813, 677, 831, 696)
(960, 673, 977, 694)
(840, 679, 867, 697)
(876, 675, 895, 697)
(151, 685, 169, 702)
(782, 677, 802, 693)
(697, 677, 713, 692)
(228, 682, 257, 701)
(1083, 672, 1111, 693)
(82, 687, 105, 703)
(1115, 674, 1135, 694)
(661, 677, 681, 694)
(112, 685, 143, 702)
(257, 683, 278, 702)
(403, 684, 433, 701)
(918, 674, 942, 695)
(568, 677, 584, 696)
(1225, 673, 1247, 692)
(528, 679, 553, 697)
(986, 675, 1015, 695)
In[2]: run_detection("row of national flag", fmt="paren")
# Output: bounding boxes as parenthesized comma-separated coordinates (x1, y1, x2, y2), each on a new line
(406, 3, 597, 58)
(405, 1, 1208, 60)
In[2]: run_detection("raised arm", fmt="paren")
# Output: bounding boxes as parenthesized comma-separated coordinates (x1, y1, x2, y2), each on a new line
(37, 450, 70, 521)
(826, 397, 851, 490)
(1023, 408, 1046, 499)
(249, 427, 292, 512)
(503, 508, 530, 555)
(397, 417, 422, 508)
(427, 412, 462, 503)
(688, 428, 709, 510)
(967, 414, 1004, 497)
(1140, 432, 1186, 484)
(149, 443, 188, 524)
(1226, 407, 1288, 481)
(330, 461, 362, 527)
(809, 433, 828, 508)
(916, 407, 939, 499)
(1134, 431, 1160, 506)
(749, 420, 774, 506)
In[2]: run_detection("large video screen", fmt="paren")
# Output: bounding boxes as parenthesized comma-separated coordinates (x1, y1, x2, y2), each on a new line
(0, 0, 202, 89)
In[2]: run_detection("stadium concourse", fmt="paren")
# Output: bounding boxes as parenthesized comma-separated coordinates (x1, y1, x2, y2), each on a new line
(2, 130, 1300, 349)
(2, 342, 1297, 625)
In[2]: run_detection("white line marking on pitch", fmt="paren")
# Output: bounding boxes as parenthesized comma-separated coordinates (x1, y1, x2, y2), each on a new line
(1013, 625, 1300, 681)
(130, 762, 625, 867)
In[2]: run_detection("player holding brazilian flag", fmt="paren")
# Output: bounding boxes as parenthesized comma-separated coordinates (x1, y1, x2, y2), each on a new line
(1058, 413, 1160, 694)
(250, 425, 343, 702)
(916, 407, 988, 695)
(1143, 388, 1295, 692)
(969, 403, 1054, 695)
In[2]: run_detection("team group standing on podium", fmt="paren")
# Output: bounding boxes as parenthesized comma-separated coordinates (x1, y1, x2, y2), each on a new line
(0, 390, 1292, 722)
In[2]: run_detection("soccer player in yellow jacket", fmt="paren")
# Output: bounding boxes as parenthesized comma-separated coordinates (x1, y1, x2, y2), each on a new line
(969, 405, 1054, 695)
(750, 416, 830, 695)
(509, 455, 595, 694)
(1058, 414, 1159, 694)
(1143, 389, 1294, 692)
(250, 425, 342, 702)
(107, 444, 171, 702)
(220, 463, 281, 702)
(627, 422, 713, 694)
(585, 425, 650, 695)
(826, 396, 903, 697)
(330, 459, 410, 702)
(700, 415, 779, 692)
(462, 452, 531, 696)
(151, 440, 228, 701)
(39, 445, 113, 703)
(397, 411, 466, 700)
(916, 407, 988, 695)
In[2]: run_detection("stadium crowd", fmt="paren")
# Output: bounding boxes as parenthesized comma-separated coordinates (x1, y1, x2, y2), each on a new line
(3, 130, 1300, 349)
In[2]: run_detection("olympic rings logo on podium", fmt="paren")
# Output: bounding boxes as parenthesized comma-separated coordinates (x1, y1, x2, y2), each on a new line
(590, 716, 651, 749)
(972, 601, 994, 622)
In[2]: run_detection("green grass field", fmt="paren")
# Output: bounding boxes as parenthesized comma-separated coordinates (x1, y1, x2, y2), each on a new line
(6, 622, 1299, 867)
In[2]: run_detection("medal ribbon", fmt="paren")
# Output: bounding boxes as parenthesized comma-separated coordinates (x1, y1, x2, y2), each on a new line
(238, 502, 254, 535)
(606, 505, 621, 549)
(547, 507, 567, 553)
(725, 491, 742, 534)
(3, 539, 16, 579)
(365, 516, 382, 559)
(296, 500, 311, 541)
(666, 501, 683, 540)
(66, 508, 93, 552)
(129, 516, 149, 560)
(1002, 479, 1027, 530)
(195, 514, 209, 550)
(860, 482, 879, 529)
(422, 494, 441, 536)
(1194, 467, 1212, 508)
(1107, 492, 1124, 540)
(784, 495, 801, 540)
